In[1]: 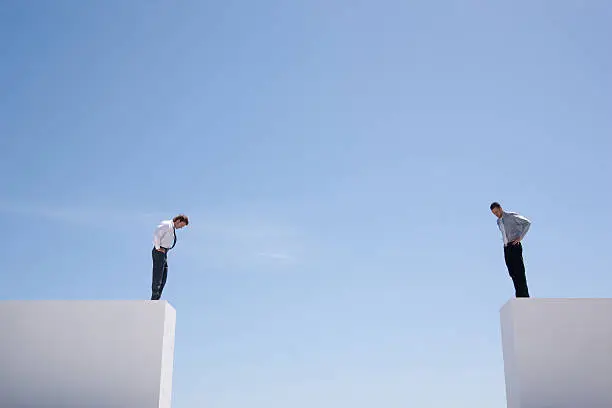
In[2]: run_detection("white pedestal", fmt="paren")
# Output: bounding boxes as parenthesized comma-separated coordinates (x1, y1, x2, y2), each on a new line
(0, 300, 176, 408)
(500, 298, 612, 408)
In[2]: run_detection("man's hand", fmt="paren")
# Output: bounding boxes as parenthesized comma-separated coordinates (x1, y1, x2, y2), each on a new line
(511, 238, 521, 245)
(156, 248, 166, 253)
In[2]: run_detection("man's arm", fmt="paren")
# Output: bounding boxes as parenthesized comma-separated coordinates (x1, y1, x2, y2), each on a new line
(512, 214, 531, 243)
(153, 224, 168, 251)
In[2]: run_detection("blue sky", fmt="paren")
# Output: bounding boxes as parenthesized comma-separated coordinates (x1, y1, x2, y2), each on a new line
(1, 1, 611, 406)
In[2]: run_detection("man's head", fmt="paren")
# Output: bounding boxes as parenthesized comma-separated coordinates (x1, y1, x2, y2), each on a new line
(173, 214, 189, 229)
(490, 202, 503, 218)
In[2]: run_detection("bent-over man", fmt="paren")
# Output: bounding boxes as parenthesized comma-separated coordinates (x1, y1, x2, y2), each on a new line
(151, 214, 189, 300)
(490, 202, 531, 298)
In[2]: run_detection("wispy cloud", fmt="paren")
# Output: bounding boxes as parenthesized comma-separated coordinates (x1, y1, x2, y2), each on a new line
(0, 200, 158, 227)
(0, 199, 304, 267)
(256, 251, 294, 261)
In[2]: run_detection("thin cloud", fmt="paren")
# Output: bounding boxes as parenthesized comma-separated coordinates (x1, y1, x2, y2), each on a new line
(256, 251, 294, 261)
(0, 199, 305, 266)
(0, 200, 156, 227)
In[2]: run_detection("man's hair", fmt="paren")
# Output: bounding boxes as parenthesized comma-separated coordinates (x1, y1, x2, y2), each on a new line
(173, 214, 189, 225)
(490, 202, 501, 210)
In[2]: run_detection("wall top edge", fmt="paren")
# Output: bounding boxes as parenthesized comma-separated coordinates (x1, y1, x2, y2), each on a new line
(500, 297, 612, 310)
(0, 300, 172, 305)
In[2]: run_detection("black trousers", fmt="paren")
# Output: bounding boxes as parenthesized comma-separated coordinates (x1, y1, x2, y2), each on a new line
(151, 248, 169, 300)
(504, 242, 530, 298)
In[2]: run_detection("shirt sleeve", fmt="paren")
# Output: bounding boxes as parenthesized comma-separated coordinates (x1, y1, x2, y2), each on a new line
(153, 223, 168, 249)
(514, 214, 531, 239)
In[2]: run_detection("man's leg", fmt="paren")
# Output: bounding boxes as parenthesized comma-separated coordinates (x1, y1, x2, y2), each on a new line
(159, 260, 168, 295)
(503, 246, 518, 295)
(151, 249, 167, 300)
(505, 244, 530, 298)
(511, 243, 530, 297)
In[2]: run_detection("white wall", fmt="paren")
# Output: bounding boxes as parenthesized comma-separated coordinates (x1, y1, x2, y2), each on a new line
(500, 298, 612, 408)
(0, 300, 176, 408)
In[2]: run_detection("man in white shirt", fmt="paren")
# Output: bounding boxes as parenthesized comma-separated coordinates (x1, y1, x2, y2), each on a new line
(490, 202, 532, 297)
(151, 214, 189, 300)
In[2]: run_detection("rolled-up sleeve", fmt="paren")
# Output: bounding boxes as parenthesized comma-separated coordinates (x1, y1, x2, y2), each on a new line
(514, 214, 531, 239)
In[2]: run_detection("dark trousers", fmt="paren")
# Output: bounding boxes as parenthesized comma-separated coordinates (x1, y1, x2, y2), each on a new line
(504, 242, 530, 298)
(151, 248, 168, 300)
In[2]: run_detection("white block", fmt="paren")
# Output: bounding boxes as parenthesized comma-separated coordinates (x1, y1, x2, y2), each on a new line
(500, 298, 612, 408)
(0, 300, 176, 408)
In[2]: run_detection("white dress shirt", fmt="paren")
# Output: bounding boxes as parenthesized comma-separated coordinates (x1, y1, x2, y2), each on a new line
(499, 219, 508, 246)
(497, 211, 531, 246)
(153, 220, 176, 250)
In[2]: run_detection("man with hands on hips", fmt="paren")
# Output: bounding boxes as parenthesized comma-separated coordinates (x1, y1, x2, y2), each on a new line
(151, 214, 189, 300)
(490, 202, 532, 298)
